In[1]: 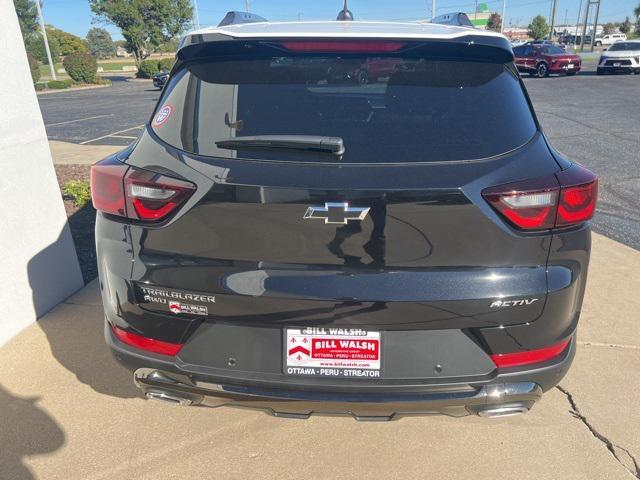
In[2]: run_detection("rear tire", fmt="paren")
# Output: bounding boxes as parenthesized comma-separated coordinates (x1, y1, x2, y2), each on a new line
(595, 41, 602, 47)
(536, 62, 549, 78)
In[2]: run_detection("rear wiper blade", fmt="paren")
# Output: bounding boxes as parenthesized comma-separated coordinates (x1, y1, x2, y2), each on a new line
(215, 135, 345, 157)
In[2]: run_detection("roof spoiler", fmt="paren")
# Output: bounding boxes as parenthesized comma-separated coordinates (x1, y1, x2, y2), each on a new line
(218, 11, 268, 27)
(431, 12, 475, 28)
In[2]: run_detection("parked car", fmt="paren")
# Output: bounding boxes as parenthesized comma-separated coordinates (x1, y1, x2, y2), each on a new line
(594, 33, 627, 47)
(327, 57, 399, 84)
(91, 20, 597, 420)
(597, 41, 640, 75)
(152, 72, 169, 89)
(513, 43, 581, 77)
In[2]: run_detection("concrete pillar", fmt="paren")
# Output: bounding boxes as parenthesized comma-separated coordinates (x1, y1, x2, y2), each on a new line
(0, 2, 84, 346)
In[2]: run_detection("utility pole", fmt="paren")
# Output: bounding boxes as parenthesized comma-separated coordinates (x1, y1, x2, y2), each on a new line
(431, 0, 435, 19)
(590, 0, 601, 52)
(245, 0, 251, 13)
(34, 0, 56, 80)
(580, 1, 590, 51)
(548, 0, 557, 41)
(501, 0, 506, 33)
(192, 0, 200, 29)
(474, 0, 478, 20)
(575, 0, 583, 49)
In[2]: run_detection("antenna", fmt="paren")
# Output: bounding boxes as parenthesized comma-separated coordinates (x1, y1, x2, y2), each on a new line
(337, 0, 354, 21)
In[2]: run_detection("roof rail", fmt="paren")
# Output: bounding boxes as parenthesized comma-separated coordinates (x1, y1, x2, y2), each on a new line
(431, 12, 475, 28)
(218, 11, 268, 27)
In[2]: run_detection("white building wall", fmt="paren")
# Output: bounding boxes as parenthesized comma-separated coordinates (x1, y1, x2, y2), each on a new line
(0, 2, 84, 346)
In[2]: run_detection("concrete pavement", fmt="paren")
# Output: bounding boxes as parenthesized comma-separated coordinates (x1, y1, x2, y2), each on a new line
(49, 141, 122, 165)
(0, 233, 638, 480)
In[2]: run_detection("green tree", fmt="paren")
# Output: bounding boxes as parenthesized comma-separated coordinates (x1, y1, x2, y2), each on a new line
(89, 0, 192, 66)
(602, 23, 616, 35)
(635, 4, 640, 19)
(486, 12, 502, 32)
(620, 17, 632, 34)
(13, 0, 38, 38)
(25, 32, 61, 64)
(45, 26, 88, 56)
(528, 15, 549, 40)
(86, 27, 116, 58)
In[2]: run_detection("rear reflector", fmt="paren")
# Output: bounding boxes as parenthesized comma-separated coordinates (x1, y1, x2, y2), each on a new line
(111, 324, 183, 356)
(90, 158, 196, 222)
(490, 339, 570, 368)
(482, 164, 597, 231)
(280, 41, 406, 53)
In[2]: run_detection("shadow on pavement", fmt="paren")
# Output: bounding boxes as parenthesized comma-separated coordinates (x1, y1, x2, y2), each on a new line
(28, 218, 141, 400)
(0, 385, 65, 480)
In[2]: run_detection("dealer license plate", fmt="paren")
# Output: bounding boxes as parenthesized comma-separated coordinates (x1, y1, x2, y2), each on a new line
(285, 328, 382, 378)
(614, 62, 621, 67)
(566, 63, 574, 69)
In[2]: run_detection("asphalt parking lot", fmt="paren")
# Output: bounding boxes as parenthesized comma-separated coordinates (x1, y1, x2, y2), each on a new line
(38, 77, 159, 146)
(38, 65, 640, 251)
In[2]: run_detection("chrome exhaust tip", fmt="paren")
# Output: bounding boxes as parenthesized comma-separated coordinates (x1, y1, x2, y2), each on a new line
(476, 404, 529, 418)
(145, 390, 195, 406)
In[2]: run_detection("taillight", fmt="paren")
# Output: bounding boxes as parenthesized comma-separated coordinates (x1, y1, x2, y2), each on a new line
(280, 40, 406, 53)
(124, 168, 195, 221)
(90, 158, 128, 216)
(111, 324, 183, 356)
(490, 339, 570, 368)
(482, 164, 597, 231)
(90, 159, 196, 222)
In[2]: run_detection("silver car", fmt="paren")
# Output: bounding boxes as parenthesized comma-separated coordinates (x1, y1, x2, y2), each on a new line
(597, 41, 640, 75)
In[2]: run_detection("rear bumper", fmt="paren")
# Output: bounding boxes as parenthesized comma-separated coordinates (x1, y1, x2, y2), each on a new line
(134, 368, 545, 419)
(108, 321, 577, 419)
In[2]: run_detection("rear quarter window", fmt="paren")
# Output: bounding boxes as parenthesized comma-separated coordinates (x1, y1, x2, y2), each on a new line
(152, 55, 537, 164)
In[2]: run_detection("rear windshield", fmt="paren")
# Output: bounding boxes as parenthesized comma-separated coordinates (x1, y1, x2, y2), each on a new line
(608, 42, 640, 51)
(153, 56, 537, 163)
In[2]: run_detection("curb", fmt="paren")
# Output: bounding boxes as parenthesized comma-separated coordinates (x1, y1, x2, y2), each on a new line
(36, 84, 111, 96)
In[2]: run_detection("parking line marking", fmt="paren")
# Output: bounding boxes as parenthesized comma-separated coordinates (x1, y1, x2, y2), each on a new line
(80, 125, 145, 145)
(45, 114, 114, 127)
(109, 135, 139, 139)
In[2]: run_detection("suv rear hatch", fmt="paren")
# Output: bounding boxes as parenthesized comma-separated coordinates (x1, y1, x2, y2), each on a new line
(126, 39, 562, 330)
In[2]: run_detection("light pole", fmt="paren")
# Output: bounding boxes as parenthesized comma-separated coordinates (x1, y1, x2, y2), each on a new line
(245, 0, 251, 13)
(431, 0, 435, 19)
(501, 0, 506, 33)
(192, 0, 200, 29)
(34, 0, 56, 80)
(549, 0, 557, 41)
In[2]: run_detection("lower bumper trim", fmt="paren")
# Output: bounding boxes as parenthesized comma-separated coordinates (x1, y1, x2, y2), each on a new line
(133, 368, 543, 420)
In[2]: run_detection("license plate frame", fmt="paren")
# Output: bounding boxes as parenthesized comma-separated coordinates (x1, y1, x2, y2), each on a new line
(284, 328, 382, 379)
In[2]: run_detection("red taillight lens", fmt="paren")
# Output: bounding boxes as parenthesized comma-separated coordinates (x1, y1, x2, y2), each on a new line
(555, 166, 598, 227)
(111, 324, 183, 356)
(90, 159, 196, 222)
(280, 40, 406, 53)
(90, 158, 128, 216)
(124, 168, 196, 221)
(482, 164, 597, 231)
(490, 339, 570, 368)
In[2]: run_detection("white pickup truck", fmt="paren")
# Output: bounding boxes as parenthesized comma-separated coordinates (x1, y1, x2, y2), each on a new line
(594, 33, 627, 47)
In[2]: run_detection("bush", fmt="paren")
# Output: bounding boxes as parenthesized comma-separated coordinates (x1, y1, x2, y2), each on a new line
(47, 79, 73, 89)
(63, 52, 97, 83)
(27, 53, 41, 83)
(92, 77, 112, 86)
(137, 59, 160, 78)
(34, 83, 45, 91)
(158, 57, 175, 72)
(63, 180, 91, 207)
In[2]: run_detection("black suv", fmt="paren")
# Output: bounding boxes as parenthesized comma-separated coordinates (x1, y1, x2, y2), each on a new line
(91, 21, 597, 420)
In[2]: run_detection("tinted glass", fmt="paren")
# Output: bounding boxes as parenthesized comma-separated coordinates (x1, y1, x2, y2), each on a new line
(153, 56, 537, 163)
(608, 42, 640, 51)
(543, 46, 565, 54)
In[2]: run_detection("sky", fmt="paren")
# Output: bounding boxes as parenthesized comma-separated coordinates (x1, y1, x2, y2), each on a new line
(39, 0, 639, 41)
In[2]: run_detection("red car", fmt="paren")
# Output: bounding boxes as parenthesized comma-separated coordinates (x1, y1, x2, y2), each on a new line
(513, 44, 581, 77)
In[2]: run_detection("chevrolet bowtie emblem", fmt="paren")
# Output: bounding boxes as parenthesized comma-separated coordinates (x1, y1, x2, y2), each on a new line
(303, 202, 370, 225)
